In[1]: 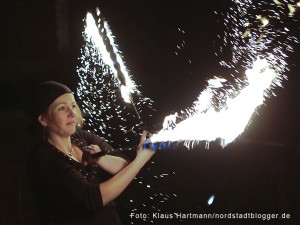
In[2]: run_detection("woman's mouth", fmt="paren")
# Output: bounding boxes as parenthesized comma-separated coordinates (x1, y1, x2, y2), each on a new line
(66, 121, 75, 126)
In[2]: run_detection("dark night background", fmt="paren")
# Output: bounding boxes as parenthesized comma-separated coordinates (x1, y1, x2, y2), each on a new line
(0, 0, 300, 224)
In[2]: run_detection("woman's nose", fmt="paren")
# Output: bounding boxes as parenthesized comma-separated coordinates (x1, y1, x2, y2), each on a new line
(67, 106, 76, 117)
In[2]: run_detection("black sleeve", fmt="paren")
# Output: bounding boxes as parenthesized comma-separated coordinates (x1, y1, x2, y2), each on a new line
(53, 158, 104, 212)
(78, 129, 108, 148)
(77, 129, 131, 162)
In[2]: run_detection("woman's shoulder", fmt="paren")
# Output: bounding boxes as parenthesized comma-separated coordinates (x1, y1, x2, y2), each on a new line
(27, 141, 59, 173)
(31, 141, 54, 160)
(73, 128, 106, 145)
(74, 128, 91, 138)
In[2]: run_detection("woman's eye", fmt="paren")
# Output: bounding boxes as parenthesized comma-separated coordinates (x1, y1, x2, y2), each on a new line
(58, 106, 65, 111)
(72, 105, 77, 109)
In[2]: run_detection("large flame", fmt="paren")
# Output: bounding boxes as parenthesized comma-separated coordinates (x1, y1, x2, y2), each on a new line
(149, 58, 277, 146)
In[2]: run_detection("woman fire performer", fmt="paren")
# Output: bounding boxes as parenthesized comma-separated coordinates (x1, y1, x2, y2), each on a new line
(28, 81, 155, 225)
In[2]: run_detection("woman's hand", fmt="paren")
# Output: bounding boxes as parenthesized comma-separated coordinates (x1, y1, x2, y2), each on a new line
(99, 130, 155, 206)
(82, 144, 102, 166)
(135, 130, 155, 166)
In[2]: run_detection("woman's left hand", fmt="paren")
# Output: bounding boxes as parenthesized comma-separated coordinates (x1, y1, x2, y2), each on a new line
(82, 144, 102, 166)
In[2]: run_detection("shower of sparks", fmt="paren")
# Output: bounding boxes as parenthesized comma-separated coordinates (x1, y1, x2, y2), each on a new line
(76, 8, 154, 146)
(127, 168, 178, 224)
(146, 0, 299, 149)
(85, 9, 136, 103)
(175, 27, 187, 56)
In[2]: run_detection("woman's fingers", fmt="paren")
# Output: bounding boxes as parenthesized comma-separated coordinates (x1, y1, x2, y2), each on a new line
(82, 145, 102, 166)
(139, 130, 148, 146)
(87, 144, 101, 153)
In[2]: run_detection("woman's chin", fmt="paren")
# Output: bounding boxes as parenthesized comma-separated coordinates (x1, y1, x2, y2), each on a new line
(70, 128, 77, 135)
(65, 127, 77, 136)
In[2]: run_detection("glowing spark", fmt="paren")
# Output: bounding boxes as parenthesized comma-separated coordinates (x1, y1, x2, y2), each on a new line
(257, 15, 269, 27)
(261, 18, 269, 27)
(288, 4, 296, 16)
(273, 0, 282, 5)
(256, 33, 264, 43)
(207, 195, 215, 206)
(242, 29, 251, 38)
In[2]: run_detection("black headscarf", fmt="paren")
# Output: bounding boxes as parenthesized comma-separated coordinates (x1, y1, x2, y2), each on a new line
(31, 81, 72, 119)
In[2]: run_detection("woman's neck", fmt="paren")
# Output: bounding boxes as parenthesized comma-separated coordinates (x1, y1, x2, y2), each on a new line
(47, 133, 72, 154)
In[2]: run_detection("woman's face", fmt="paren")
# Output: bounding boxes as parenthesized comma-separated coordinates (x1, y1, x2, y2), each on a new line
(41, 93, 79, 138)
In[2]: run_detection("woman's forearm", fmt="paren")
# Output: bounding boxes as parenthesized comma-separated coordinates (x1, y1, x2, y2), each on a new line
(99, 158, 145, 206)
(97, 155, 128, 175)
(100, 130, 155, 206)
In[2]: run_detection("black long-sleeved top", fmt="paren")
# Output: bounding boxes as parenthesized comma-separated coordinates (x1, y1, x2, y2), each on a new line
(28, 129, 123, 225)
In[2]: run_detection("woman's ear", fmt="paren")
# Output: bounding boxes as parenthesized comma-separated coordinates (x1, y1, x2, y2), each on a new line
(38, 115, 47, 126)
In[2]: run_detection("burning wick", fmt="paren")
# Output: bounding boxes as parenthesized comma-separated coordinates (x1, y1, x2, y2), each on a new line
(85, 11, 137, 103)
(83, 9, 148, 128)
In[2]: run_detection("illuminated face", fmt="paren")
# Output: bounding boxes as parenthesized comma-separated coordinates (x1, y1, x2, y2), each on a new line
(39, 93, 79, 138)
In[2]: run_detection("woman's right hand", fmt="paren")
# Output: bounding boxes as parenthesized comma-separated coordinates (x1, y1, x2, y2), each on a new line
(135, 130, 155, 166)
